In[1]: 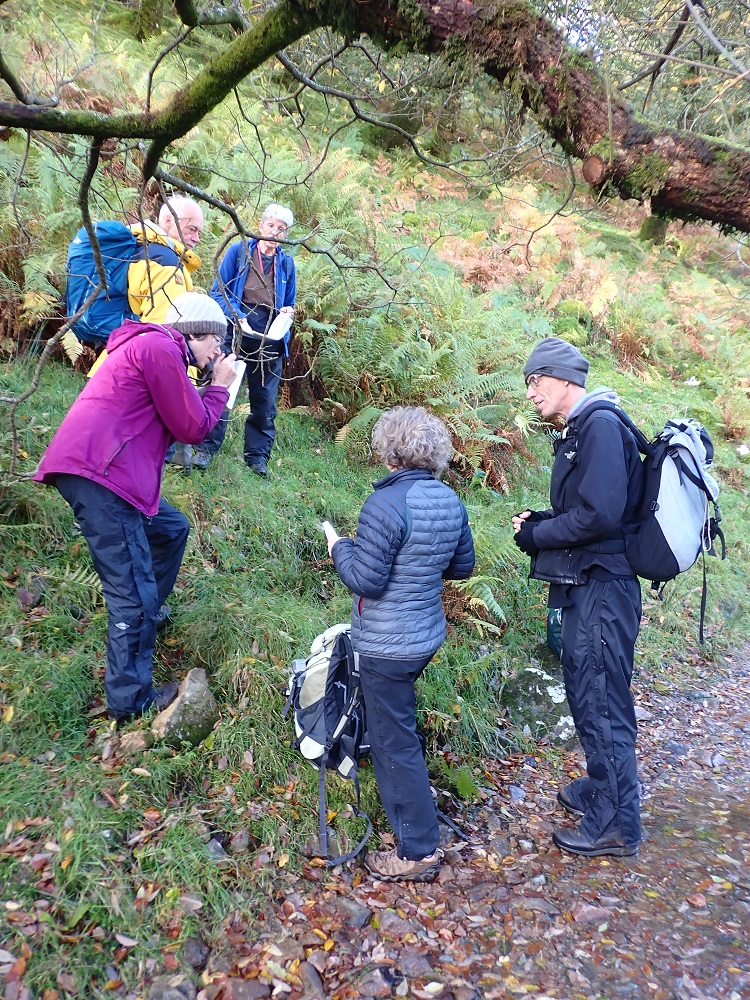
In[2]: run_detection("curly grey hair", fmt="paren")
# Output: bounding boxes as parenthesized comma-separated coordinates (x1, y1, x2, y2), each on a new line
(371, 406, 453, 475)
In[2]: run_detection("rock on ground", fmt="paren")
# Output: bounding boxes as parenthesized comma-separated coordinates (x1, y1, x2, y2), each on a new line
(151, 668, 219, 748)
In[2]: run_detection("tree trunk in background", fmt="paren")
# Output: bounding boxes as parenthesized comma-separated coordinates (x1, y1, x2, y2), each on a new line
(639, 215, 669, 244)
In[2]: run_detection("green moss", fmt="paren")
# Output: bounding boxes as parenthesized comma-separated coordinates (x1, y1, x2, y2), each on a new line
(639, 215, 669, 244)
(396, 0, 430, 47)
(588, 138, 613, 162)
(623, 152, 669, 199)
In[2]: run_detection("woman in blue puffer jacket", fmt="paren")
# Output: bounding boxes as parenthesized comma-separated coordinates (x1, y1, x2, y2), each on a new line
(324, 406, 475, 883)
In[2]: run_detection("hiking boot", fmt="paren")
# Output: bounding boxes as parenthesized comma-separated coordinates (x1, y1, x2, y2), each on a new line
(552, 826, 639, 858)
(364, 848, 442, 883)
(168, 442, 192, 469)
(557, 776, 595, 817)
(155, 605, 172, 633)
(107, 682, 178, 725)
(152, 682, 179, 712)
(246, 460, 268, 477)
(191, 450, 212, 471)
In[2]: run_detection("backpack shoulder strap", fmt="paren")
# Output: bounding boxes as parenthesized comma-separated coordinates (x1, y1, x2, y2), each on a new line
(574, 400, 652, 455)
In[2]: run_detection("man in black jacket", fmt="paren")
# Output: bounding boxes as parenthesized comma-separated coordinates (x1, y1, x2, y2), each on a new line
(513, 337, 644, 858)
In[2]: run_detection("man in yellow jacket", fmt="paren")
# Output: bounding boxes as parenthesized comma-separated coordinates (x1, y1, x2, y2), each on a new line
(128, 195, 204, 321)
(87, 196, 205, 381)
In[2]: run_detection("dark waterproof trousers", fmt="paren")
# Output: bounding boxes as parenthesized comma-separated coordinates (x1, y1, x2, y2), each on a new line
(55, 474, 189, 719)
(358, 652, 439, 860)
(198, 353, 283, 466)
(560, 577, 642, 848)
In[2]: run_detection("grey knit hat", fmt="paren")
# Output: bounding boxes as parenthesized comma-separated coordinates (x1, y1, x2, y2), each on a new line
(165, 293, 226, 340)
(523, 336, 589, 388)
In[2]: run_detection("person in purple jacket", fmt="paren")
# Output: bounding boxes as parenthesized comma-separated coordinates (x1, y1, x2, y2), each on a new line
(35, 293, 237, 722)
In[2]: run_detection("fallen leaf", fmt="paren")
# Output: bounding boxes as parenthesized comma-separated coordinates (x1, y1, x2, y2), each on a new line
(114, 934, 138, 947)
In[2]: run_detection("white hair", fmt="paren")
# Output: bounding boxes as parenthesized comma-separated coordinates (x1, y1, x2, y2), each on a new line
(158, 195, 202, 227)
(261, 203, 294, 229)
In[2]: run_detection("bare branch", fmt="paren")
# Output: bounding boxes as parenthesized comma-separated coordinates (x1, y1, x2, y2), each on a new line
(684, 0, 750, 75)
(0, 50, 57, 107)
(617, 4, 691, 99)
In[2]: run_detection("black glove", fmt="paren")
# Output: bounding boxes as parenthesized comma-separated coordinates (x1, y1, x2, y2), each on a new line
(514, 510, 545, 523)
(514, 520, 540, 557)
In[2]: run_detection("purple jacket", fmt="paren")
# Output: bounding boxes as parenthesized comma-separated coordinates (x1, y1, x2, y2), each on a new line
(35, 321, 229, 516)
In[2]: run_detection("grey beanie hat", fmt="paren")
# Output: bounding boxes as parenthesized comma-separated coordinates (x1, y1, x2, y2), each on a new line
(523, 336, 589, 388)
(165, 292, 227, 340)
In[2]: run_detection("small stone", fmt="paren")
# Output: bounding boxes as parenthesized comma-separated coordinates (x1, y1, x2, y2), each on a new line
(376, 910, 416, 940)
(298, 961, 325, 996)
(358, 968, 393, 998)
(222, 980, 271, 1000)
(119, 731, 154, 755)
(634, 705, 653, 721)
(335, 895, 372, 928)
(147, 975, 196, 1000)
(183, 937, 210, 971)
(397, 950, 434, 978)
(664, 739, 690, 757)
(206, 838, 228, 860)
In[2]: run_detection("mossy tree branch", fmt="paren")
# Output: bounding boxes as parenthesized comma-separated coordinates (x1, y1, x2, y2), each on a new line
(0, 0, 749, 229)
(173, 0, 249, 31)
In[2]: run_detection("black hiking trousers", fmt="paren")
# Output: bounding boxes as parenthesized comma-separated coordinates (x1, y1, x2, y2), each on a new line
(358, 652, 440, 860)
(560, 577, 642, 849)
(55, 474, 189, 719)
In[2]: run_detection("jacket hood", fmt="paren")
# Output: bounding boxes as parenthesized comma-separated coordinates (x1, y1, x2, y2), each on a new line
(568, 386, 620, 422)
(106, 320, 190, 363)
(130, 221, 201, 273)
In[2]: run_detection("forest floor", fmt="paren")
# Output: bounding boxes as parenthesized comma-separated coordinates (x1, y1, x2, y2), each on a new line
(180, 647, 750, 1000)
(3, 647, 749, 1000)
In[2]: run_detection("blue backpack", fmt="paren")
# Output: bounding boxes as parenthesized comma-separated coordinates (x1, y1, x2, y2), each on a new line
(65, 221, 140, 345)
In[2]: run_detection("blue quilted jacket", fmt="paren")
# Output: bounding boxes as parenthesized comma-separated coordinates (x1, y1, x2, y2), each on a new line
(331, 467, 475, 658)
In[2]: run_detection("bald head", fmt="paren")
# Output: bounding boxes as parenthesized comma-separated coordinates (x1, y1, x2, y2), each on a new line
(159, 196, 204, 248)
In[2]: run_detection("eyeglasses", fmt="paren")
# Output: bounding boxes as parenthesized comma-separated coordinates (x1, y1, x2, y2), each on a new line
(526, 373, 543, 387)
(178, 219, 202, 237)
(262, 221, 288, 236)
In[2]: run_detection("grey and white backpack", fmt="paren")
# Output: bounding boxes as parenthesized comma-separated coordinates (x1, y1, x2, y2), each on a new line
(284, 624, 371, 864)
(579, 404, 726, 640)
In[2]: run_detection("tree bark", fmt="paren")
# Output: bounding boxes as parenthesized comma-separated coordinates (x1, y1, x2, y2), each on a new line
(0, 0, 749, 230)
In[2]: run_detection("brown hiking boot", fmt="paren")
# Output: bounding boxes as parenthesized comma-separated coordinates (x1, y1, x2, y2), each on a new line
(364, 848, 442, 883)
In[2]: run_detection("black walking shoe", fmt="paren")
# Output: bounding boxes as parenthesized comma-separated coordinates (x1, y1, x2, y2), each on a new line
(155, 605, 172, 632)
(191, 450, 211, 470)
(246, 460, 268, 477)
(152, 682, 179, 712)
(557, 776, 594, 817)
(107, 682, 178, 725)
(552, 826, 639, 858)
